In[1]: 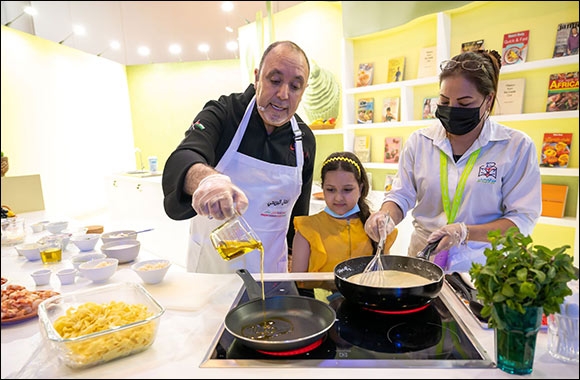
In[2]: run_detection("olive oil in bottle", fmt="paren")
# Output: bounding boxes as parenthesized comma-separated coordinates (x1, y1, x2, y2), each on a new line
(41, 248, 62, 264)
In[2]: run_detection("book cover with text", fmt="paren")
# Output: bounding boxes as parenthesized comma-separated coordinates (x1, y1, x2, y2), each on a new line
(501, 30, 529, 65)
(356, 63, 374, 87)
(354, 135, 371, 163)
(553, 21, 579, 57)
(540, 133, 572, 168)
(382, 97, 400, 122)
(546, 71, 579, 112)
(417, 46, 437, 78)
(494, 78, 526, 115)
(461, 39, 484, 53)
(422, 97, 439, 119)
(357, 98, 374, 124)
(387, 57, 405, 83)
(384, 137, 402, 163)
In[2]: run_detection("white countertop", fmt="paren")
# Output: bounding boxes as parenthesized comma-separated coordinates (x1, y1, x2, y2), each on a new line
(1, 211, 578, 378)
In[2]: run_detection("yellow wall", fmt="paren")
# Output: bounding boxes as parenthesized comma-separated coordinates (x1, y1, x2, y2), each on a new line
(0, 26, 135, 216)
(125, 60, 243, 171)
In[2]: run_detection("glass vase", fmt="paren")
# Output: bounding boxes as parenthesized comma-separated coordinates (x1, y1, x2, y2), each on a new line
(492, 303, 543, 375)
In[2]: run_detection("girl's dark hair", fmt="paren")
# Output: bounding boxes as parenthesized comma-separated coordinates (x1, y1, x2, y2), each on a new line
(321, 152, 371, 225)
(439, 49, 502, 112)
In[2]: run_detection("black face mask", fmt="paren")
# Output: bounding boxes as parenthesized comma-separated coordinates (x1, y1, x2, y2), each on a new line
(435, 98, 487, 136)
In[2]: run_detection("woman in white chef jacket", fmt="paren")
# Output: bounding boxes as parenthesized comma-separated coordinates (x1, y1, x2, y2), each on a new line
(162, 41, 315, 274)
(365, 49, 541, 272)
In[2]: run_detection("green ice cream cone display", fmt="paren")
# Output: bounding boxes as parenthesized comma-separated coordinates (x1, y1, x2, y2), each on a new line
(303, 61, 340, 125)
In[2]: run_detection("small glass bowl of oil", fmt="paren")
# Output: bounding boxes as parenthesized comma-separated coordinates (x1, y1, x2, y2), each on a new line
(40, 236, 63, 264)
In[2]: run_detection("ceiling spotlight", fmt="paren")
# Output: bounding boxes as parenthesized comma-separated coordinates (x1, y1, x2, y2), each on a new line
(221, 2, 234, 12)
(169, 44, 182, 55)
(225, 26, 234, 33)
(73, 25, 86, 36)
(138, 46, 151, 56)
(97, 40, 121, 57)
(59, 25, 86, 44)
(226, 41, 238, 51)
(198, 44, 210, 53)
(4, 6, 37, 27)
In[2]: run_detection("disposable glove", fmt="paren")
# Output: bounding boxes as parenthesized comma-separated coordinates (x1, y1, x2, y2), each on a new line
(427, 222, 468, 254)
(192, 174, 249, 220)
(364, 211, 396, 243)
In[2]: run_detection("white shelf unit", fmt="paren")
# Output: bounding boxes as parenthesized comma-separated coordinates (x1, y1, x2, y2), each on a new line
(334, 11, 579, 265)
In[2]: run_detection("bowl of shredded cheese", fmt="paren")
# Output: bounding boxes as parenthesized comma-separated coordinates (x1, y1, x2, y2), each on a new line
(79, 258, 118, 283)
(131, 259, 171, 284)
(37, 282, 164, 368)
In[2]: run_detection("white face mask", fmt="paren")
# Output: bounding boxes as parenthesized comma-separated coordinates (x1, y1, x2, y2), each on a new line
(324, 204, 360, 219)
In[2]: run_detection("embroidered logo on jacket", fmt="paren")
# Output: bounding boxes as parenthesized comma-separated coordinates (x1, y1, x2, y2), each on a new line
(477, 162, 497, 184)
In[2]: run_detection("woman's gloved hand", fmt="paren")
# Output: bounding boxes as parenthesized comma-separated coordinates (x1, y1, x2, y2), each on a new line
(364, 211, 396, 243)
(427, 222, 468, 254)
(192, 174, 249, 220)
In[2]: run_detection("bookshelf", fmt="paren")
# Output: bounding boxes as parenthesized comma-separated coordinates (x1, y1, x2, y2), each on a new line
(325, 4, 580, 263)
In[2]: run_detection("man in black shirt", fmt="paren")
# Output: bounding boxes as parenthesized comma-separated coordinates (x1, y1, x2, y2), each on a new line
(162, 41, 315, 273)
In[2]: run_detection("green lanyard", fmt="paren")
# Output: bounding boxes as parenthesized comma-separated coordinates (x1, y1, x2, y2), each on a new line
(439, 149, 481, 224)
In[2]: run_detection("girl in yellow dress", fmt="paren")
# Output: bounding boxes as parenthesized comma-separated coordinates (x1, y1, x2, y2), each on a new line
(291, 152, 397, 272)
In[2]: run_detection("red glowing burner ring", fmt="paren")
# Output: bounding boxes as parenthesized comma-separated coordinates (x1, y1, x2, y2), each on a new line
(363, 304, 430, 314)
(256, 338, 324, 356)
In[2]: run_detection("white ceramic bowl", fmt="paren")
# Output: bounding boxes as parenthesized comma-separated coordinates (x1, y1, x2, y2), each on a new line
(131, 259, 171, 284)
(71, 253, 107, 272)
(54, 233, 72, 250)
(71, 233, 100, 252)
(31, 223, 44, 233)
(56, 268, 77, 285)
(101, 240, 140, 263)
(101, 230, 137, 244)
(31, 269, 52, 286)
(15, 243, 42, 261)
(79, 258, 118, 283)
(46, 221, 68, 234)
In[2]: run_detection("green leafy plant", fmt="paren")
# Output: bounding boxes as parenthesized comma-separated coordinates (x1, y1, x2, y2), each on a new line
(469, 227, 577, 326)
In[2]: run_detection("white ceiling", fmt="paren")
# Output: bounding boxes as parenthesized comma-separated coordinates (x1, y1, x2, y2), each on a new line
(1, 1, 303, 65)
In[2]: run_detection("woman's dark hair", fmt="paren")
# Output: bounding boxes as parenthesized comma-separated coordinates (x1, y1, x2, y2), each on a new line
(321, 152, 371, 225)
(439, 49, 502, 112)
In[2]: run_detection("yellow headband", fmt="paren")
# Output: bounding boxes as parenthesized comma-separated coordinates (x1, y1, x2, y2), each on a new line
(322, 156, 361, 176)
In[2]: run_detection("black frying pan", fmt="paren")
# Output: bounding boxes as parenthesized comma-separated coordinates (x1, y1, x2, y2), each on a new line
(334, 254, 444, 312)
(224, 269, 336, 352)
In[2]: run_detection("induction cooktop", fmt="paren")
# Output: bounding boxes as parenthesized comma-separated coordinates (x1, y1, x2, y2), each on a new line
(200, 279, 494, 368)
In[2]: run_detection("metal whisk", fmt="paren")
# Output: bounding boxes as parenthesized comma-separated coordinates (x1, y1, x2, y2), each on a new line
(360, 212, 391, 287)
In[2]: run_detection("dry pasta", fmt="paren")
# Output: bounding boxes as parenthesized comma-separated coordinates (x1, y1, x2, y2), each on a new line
(54, 301, 156, 367)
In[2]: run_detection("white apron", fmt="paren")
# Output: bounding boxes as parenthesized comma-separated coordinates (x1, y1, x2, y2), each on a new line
(187, 96, 304, 274)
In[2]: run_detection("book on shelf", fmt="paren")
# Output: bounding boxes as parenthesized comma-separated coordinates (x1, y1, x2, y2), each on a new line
(384, 137, 402, 164)
(356, 63, 374, 87)
(422, 97, 439, 119)
(494, 78, 525, 115)
(356, 98, 374, 124)
(541, 184, 568, 218)
(553, 21, 579, 58)
(501, 30, 529, 65)
(417, 46, 437, 78)
(353, 135, 371, 163)
(461, 39, 484, 53)
(540, 133, 572, 168)
(382, 97, 400, 122)
(546, 71, 579, 112)
(387, 56, 405, 83)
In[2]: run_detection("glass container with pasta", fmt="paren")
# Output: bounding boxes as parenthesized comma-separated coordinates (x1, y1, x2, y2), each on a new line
(37, 282, 165, 368)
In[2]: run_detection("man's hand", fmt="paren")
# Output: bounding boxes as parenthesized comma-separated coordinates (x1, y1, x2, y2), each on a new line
(192, 174, 249, 220)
